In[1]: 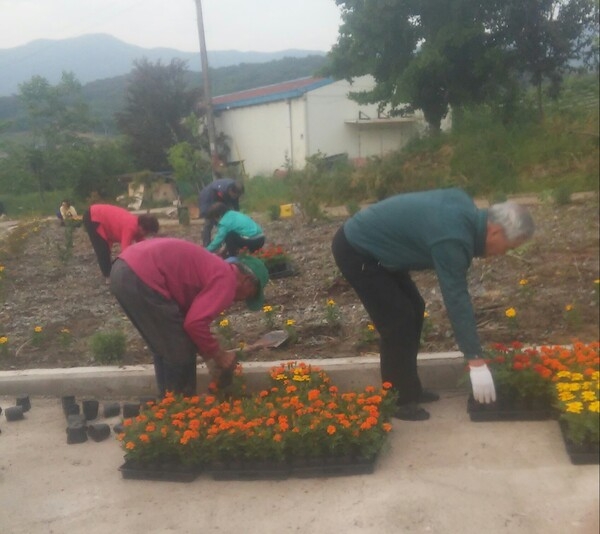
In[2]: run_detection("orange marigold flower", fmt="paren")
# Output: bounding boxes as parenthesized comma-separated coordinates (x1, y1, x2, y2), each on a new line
(139, 434, 150, 443)
(382, 382, 393, 390)
(326, 425, 336, 435)
(125, 441, 135, 450)
(308, 389, 320, 401)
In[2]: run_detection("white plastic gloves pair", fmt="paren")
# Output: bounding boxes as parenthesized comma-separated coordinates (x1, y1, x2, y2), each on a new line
(469, 363, 496, 403)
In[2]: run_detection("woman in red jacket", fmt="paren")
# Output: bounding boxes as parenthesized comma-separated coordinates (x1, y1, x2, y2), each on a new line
(83, 204, 159, 280)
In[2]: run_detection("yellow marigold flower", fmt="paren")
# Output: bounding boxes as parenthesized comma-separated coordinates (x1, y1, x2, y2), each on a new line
(367, 323, 375, 331)
(219, 319, 229, 328)
(571, 372, 584, 382)
(286, 319, 295, 326)
(0, 336, 7, 344)
(558, 391, 575, 402)
(263, 305, 273, 313)
(555, 383, 571, 392)
(519, 279, 528, 286)
(0, 265, 4, 272)
(581, 391, 597, 402)
(556, 370, 572, 379)
(565, 402, 583, 414)
(564, 304, 574, 312)
(60, 328, 70, 334)
(505, 307, 517, 318)
(423, 311, 430, 318)
(34, 326, 43, 333)
(595, 279, 600, 285)
(588, 401, 600, 413)
(327, 299, 335, 307)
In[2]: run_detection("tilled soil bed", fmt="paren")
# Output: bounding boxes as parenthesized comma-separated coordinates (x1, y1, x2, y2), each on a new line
(0, 194, 598, 370)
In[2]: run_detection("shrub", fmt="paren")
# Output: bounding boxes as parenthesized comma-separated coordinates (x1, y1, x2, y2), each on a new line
(552, 184, 573, 206)
(268, 205, 280, 221)
(90, 330, 126, 364)
(346, 200, 360, 217)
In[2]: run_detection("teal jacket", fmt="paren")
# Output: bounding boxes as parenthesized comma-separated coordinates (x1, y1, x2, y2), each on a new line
(344, 188, 488, 359)
(207, 211, 264, 252)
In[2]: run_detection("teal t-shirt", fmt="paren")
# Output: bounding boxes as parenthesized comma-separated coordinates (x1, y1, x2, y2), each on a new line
(344, 188, 487, 359)
(207, 211, 264, 252)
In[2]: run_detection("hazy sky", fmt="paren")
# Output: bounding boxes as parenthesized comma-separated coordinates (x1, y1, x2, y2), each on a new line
(0, 0, 343, 52)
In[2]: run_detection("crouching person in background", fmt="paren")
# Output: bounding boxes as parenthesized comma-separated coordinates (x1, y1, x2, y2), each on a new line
(205, 202, 265, 258)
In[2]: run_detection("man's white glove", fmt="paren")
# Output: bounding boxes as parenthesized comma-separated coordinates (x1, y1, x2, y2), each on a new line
(469, 363, 496, 403)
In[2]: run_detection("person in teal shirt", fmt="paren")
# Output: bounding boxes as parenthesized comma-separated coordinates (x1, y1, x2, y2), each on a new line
(205, 202, 265, 257)
(331, 188, 535, 421)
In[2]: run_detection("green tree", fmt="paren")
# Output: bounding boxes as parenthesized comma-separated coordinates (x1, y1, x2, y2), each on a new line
(326, 0, 510, 131)
(326, 0, 596, 130)
(19, 72, 92, 149)
(18, 72, 93, 195)
(496, 0, 598, 119)
(116, 58, 201, 171)
(167, 114, 231, 197)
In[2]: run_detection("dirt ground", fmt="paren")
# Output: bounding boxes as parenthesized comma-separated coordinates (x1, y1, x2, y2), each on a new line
(0, 193, 598, 371)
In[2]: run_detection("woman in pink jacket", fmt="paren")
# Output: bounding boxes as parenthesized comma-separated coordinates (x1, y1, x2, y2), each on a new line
(83, 204, 159, 279)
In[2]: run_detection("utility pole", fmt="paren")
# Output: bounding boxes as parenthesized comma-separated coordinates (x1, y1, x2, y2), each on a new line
(194, 0, 218, 181)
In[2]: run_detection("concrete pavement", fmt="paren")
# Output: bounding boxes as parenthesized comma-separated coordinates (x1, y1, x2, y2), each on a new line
(0, 353, 598, 534)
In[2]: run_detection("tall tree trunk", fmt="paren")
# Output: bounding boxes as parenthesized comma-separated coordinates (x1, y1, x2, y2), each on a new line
(536, 82, 545, 122)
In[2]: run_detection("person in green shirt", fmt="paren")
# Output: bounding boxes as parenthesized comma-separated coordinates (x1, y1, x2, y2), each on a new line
(205, 202, 265, 258)
(331, 188, 535, 421)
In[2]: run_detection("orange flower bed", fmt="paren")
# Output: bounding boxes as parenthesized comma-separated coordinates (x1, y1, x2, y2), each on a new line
(118, 362, 397, 468)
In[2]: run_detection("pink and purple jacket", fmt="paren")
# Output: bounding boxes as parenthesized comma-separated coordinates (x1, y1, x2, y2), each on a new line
(90, 204, 144, 251)
(118, 238, 237, 357)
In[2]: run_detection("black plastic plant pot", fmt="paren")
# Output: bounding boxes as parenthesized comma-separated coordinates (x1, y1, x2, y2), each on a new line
(16, 395, 31, 412)
(122, 402, 140, 418)
(61, 395, 76, 416)
(119, 461, 202, 482)
(63, 402, 81, 418)
(103, 402, 121, 418)
(82, 399, 99, 420)
(467, 394, 553, 422)
(67, 414, 87, 427)
(66, 422, 88, 444)
(113, 422, 125, 434)
(88, 423, 111, 442)
(5, 406, 24, 421)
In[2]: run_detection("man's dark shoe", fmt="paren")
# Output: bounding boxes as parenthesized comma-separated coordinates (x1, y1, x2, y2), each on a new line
(393, 402, 430, 421)
(419, 389, 440, 403)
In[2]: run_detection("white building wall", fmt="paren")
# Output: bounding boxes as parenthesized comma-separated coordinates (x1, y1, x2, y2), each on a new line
(215, 100, 297, 176)
(215, 75, 439, 176)
(305, 76, 382, 159)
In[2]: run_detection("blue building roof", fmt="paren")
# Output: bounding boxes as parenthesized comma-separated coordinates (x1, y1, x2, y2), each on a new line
(212, 77, 335, 111)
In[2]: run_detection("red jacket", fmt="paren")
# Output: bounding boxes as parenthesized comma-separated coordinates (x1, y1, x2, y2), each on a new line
(118, 238, 237, 357)
(90, 204, 144, 251)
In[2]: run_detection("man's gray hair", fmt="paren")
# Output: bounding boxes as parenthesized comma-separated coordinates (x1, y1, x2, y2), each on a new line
(488, 201, 535, 242)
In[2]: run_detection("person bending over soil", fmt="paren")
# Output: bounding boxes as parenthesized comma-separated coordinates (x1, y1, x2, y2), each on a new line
(83, 204, 159, 280)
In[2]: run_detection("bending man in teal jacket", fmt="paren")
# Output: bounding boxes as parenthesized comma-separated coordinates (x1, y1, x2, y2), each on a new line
(331, 188, 535, 420)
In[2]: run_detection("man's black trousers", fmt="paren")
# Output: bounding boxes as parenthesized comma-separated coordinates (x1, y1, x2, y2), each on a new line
(331, 226, 425, 405)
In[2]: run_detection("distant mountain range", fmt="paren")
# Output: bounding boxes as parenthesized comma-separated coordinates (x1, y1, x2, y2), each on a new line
(0, 33, 326, 97)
